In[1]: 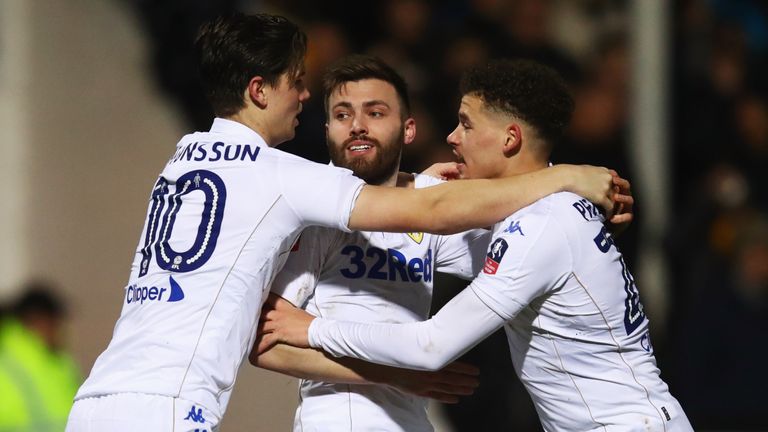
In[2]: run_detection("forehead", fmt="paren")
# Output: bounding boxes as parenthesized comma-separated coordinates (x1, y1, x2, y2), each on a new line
(459, 94, 486, 115)
(329, 79, 400, 106)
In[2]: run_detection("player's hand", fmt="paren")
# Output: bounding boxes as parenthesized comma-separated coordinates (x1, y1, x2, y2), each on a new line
(562, 165, 616, 218)
(256, 293, 315, 354)
(388, 361, 480, 404)
(420, 162, 466, 180)
(608, 171, 634, 236)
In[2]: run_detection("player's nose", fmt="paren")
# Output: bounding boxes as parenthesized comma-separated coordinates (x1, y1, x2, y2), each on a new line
(350, 116, 368, 135)
(300, 87, 310, 102)
(446, 125, 461, 147)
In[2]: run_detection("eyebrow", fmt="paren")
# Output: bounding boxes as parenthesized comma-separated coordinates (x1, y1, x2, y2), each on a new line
(331, 100, 392, 110)
(332, 101, 353, 110)
(459, 112, 471, 123)
(363, 100, 391, 109)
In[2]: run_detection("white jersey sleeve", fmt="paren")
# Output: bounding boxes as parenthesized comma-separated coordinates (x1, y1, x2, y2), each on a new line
(414, 174, 490, 280)
(308, 284, 505, 370)
(279, 159, 364, 232)
(434, 229, 489, 280)
(269, 226, 337, 307)
(469, 200, 571, 320)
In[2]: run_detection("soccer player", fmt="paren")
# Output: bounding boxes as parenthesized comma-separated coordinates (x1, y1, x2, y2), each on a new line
(259, 60, 693, 431)
(251, 55, 492, 431)
(66, 12, 627, 430)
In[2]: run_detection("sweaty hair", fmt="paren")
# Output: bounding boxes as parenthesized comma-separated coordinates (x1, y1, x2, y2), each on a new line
(460, 59, 574, 151)
(195, 13, 307, 117)
(322, 55, 411, 120)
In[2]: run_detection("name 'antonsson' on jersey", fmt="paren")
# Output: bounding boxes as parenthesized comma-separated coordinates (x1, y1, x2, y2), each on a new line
(169, 141, 261, 164)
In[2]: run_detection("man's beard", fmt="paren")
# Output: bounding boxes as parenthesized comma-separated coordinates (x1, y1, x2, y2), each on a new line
(327, 127, 404, 185)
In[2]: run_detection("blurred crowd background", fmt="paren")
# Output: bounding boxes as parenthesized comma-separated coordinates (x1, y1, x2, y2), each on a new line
(1, 0, 766, 430)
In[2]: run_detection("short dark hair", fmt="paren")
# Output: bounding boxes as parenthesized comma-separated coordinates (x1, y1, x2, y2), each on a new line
(195, 13, 307, 117)
(322, 55, 411, 119)
(460, 59, 574, 150)
(11, 281, 66, 320)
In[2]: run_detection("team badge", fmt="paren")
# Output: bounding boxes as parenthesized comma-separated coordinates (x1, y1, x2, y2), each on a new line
(406, 232, 424, 244)
(483, 238, 509, 274)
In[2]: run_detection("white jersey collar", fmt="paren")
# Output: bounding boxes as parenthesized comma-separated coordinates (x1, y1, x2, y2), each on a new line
(210, 117, 268, 147)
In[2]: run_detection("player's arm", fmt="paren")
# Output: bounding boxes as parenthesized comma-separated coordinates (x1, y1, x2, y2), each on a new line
(249, 338, 479, 403)
(259, 212, 568, 370)
(348, 164, 628, 234)
(258, 287, 504, 371)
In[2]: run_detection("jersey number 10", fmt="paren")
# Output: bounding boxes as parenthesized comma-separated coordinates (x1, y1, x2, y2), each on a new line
(138, 170, 227, 277)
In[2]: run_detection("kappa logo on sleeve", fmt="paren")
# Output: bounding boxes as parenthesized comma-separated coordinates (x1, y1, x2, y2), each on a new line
(504, 220, 524, 236)
(483, 238, 509, 274)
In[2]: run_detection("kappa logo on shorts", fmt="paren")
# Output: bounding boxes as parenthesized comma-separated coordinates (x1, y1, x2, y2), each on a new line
(483, 238, 509, 274)
(184, 405, 206, 423)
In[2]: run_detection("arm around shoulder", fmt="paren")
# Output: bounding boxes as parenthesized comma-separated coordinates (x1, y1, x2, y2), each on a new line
(347, 165, 615, 235)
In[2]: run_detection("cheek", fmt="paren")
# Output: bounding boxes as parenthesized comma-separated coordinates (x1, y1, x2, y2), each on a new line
(327, 125, 350, 147)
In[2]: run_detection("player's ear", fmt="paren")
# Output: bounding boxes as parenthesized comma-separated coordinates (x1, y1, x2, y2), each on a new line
(403, 117, 416, 146)
(246, 76, 268, 109)
(502, 123, 522, 157)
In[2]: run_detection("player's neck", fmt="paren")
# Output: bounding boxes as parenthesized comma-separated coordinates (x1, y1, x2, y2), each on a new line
(395, 171, 416, 189)
(225, 112, 278, 147)
(374, 168, 403, 188)
(499, 155, 548, 179)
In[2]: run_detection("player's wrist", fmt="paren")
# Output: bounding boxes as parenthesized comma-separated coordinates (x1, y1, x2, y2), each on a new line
(551, 164, 576, 193)
(307, 317, 325, 348)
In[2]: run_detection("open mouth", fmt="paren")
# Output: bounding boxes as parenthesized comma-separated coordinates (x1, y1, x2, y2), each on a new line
(452, 149, 465, 163)
(347, 140, 375, 153)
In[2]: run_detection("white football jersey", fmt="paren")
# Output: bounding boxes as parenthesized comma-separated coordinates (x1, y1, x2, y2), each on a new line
(469, 192, 690, 431)
(75, 118, 365, 420)
(309, 191, 692, 431)
(272, 174, 490, 432)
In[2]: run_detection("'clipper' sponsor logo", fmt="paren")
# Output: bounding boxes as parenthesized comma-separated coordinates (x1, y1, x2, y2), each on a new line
(483, 238, 509, 274)
(126, 276, 185, 304)
(340, 246, 433, 282)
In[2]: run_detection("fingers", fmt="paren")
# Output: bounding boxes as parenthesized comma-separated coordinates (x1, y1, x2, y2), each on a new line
(439, 371, 480, 388)
(598, 195, 615, 220)
(422, 162, 461, 180)
(610, 213, 633, 225)
(429, 383, 476, 396)
(256, 333, 278, 355)
(423, 391, 460, 404)
(613, 193, 634, 206)
(265, 293, 296, 311)
(612, 176, 631, 193)
(443, 361, 479, 375)
(259, 317, 278, 333)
